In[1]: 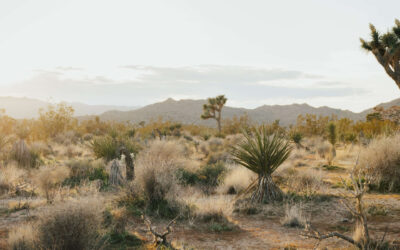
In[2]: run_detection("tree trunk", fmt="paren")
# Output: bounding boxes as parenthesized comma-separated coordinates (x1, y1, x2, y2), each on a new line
(216, 118, 221, 134)
(251, 175, 283, 203)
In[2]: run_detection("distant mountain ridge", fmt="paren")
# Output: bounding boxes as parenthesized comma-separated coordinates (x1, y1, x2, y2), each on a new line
(97, 97, 399, 126)
(2, 96, 400, 126)
(0, 96, 139, 119)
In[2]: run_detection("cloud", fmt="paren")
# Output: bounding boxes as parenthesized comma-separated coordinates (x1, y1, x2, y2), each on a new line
(1, 65, 367, 108)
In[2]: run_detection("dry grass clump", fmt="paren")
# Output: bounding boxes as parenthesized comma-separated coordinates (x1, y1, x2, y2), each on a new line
(185, 195, 235, 231)
(135, 140, 186, 217)
(0, 163, 26, 195)
(358, 134, 400, 192)
(38, 200, 103, 249)
(7, 223, 36, 250)
(285, 168, 325, 197)
(8, 200, 104, 250)
(29, 141, 52, 157)
(10, 140, 40, 168)
(281, 203, 306, 228)
(217, 166, 256, 194)
(33, 166, 70, 202)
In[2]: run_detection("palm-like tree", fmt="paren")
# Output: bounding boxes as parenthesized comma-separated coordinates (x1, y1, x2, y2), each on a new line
(231, 126, 292, 203)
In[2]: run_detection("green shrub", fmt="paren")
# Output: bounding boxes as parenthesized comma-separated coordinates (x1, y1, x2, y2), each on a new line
(106, 231, 143, 248)
(176, 163, 226, 193)
(62, 159, 109, 188)
(91, 136, 138, 162)
(291, 132, 303, 145)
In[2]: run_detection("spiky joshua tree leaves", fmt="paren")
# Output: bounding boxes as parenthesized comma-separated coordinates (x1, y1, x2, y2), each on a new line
(201, 95, 227, 134)
(360, 19, 400, 88)
(231, 126, 292, 203)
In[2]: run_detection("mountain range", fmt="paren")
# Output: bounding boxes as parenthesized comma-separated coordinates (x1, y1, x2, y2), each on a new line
(0, 96, 139, 119)
(1, 96, 399, 126)
(97, 97, 400, 126)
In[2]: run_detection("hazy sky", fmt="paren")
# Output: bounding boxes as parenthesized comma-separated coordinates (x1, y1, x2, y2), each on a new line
(0, 0, 399, 112)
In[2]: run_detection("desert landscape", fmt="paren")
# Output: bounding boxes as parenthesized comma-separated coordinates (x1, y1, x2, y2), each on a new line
(1, 1, 400, 249)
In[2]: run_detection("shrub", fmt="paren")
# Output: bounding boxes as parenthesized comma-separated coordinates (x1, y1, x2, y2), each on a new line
(62, 159, 108, 188)
(33, 166, 70, 203)
(0, 163, 26, 195)
(231, 126, 292, 203)
(7, 223, 36, 250)
(285, 169, 325, 198)
(217, 166, 256, 195)
(10, 140, 40, 168)
(291, 132, 303, 145)
(358, 134, 400, 192)
(91, 136, 138, 162)
(281, 203, 306, 228)
(177, 163, 226, 194)
(135, 140, 185, 218)
(36, 200, 103, 250)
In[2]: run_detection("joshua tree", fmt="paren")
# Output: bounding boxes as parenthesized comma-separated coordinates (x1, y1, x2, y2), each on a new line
(360, 19, 400, 89)
(231, 126, 292, 203)
(201, 95, 227, 134)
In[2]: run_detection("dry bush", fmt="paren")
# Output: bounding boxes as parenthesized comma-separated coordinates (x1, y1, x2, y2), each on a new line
(217, 166, 256, 194)
(281, 203, 306, 228)
(316, 140, 332, 159)
(10, 140, 39, 168)
(33, 166, 70, 202)
(358, 134, 400, 192)
(285, 169, 325, 197)
(29, 141, 52, 157)
(0, 163, 26, 195)
(36, 200, 103, 250)
(8, 223, 36, 250)
(135, 140, 185, 217)
(53, 130, 79, 145)
(184, 194, 234, 231)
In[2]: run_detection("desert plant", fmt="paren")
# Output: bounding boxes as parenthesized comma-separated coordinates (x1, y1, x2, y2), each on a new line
(327, 122, 337, 159)
(33, 166, 70, 203)
(231, 126, 292, 203)
(217, 166, 256, 195)
(302, 163, 396, 249)
(357, 134, 400, 192)
(201, 95, 227, 134)
(10, 140, 40, 168)
(176, 163, 226, 194)
(91, 135, 138, 162)
(62, 159, 108, 188)
(7, 223, 36, 250)
(291, 131, 303, 147)
(360, 19, 400, 89)
(135, 140, 185, 218)
(281, 203, 306, 228)
(36, 200, 103, 250)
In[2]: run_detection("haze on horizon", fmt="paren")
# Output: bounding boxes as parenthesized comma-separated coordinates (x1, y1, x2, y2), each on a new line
(0, 0, 399, 112)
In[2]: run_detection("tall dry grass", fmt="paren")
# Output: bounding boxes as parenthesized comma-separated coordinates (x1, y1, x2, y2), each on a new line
(358, 134, 400, 192)
(33, 166, 70, 202)
(217, 166, 256, 194)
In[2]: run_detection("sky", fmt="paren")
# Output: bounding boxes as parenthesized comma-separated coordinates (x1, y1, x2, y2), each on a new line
(0, 0, 399, 112)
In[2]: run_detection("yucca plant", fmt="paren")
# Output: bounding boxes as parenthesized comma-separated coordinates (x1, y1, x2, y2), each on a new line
(231, 126, 292, 203)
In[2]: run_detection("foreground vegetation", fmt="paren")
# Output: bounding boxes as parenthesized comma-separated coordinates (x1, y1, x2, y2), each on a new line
(0, 102, 399, 249)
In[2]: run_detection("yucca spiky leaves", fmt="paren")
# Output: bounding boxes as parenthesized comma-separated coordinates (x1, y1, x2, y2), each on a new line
(231, 126, 292, 202)
(360, 19, 400, 88)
